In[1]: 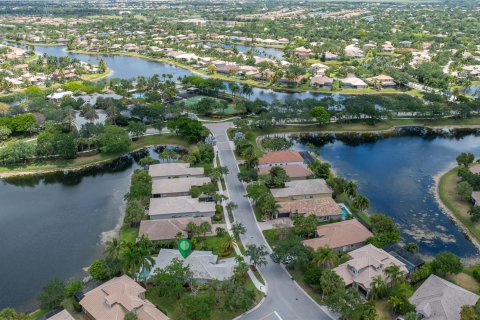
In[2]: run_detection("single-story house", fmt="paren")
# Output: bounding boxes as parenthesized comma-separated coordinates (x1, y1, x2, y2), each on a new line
(47, 90, 73, 102)
(139, 217, 215, 241)
(303, 219, 373, 252)
(148, 163, 204, 180)
(276, 197, 342, 220)
(79, 275, 169, 320)
(340, 76, 368, 89)
(146, 249, 237, 282)
(409, 275, 480, 320)
(257, 150, 305, 168)
(469, 164, 480, 174)
(294, 46, 312, 58)
(333, 244, 408, 297)
(310, 75, 333, 88)
(151, 177, 211, 198)
(148, 196, 216, 219)
(257, 164, 313, 181)
(270, 179, 333, 202)
(41, 309, 75, 320)
(365, 74, 396, 87)
(310, 63, 329, 75)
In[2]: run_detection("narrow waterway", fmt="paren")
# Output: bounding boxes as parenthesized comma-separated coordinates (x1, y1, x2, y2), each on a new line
(291, 129, 480, 261)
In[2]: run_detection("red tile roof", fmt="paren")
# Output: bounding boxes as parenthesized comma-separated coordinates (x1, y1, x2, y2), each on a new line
(257, 164, 313, 178)
(258, 150, 304, 165)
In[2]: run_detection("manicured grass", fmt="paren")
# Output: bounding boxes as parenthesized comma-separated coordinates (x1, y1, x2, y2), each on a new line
(252, 269, 265, 286)
(288, 267, 323, 304)
(446, 272, 480, 293)
(438, 167, 480, 244)
(79, 68, 111, 81)
(120, 225, 139, 244)
(194, 235, 236, 258)
(262, 229, 279, 247)
(0, 133, 191, 175)
(374, 300, 392, 320)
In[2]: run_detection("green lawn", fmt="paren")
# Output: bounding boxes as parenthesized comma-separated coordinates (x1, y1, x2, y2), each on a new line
(120, 225, 139, 244)
(438, 167, 480, 244)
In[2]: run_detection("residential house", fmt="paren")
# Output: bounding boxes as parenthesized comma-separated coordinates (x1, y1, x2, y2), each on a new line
(79, 275, 169, 320)
(216, 64, 240, 75)
(310, 75, 333, 88)
(47, 90, 73, 102)
(365, 74, 396, 87)
(151, 177, 211, 198)
(344, 44, 365, 59)
(148, 163, 204, 180)
(471, 191, 480, 206)
(333, 244, 408, 297)
(303, 219, 373, 252)
(148, 196, 216, 219)
(324, 52, 339, 61)
(294, 47, 312, 59)
(257, 150, 305, 168)
(409, 275, 480, 320)
(258, 164, 313, 181)
(270, 179, 333, 202)
(341, 76, 368, 89)
(42, 309, 75, 320)
(139, 217, 214, 241)
(276, 197, 343, 220)
(310, 63, 329, 75)
(381, 41, 395, 53)
(469, 164, 480, 174)
(146, 249, 237, 282)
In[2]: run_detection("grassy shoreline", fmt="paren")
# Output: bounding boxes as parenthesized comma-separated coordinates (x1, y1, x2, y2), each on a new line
(0, 134, 191, 178)
(437, 166, 480, 251)
(66, 49, 422, 97)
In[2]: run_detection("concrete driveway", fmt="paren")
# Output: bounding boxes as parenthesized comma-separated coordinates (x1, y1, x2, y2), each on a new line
(205, 122, 334, 320)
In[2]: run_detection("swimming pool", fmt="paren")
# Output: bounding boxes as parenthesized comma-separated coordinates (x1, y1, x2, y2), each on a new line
(339, 204, 351, 220)
(132, 93, 145, 99)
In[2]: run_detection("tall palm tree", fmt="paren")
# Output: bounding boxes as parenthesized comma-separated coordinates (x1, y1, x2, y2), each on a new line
(384, 264, 405, 288)
(199, 221, 211, 240)
(353, 194, 370, 211)
(104, 238, 124, 260)
(370, 275, 388, 300)
(220, 234, 236, 256)
(313, 247, 339, 269)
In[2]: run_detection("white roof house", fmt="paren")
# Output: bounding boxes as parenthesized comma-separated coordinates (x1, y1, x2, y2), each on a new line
(148, 163, 204, 180)
(270, 179, 333, 200)
(341, 76, 368, 88)
(151, 177, 211, 197)
(148, 196, 216, 219)
(147, 249, 237, 281)
(47, 90, 73, 101)
(409, 275, 480, 320)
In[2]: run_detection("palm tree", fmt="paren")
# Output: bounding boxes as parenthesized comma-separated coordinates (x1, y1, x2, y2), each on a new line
(220, 233, 236, 256)
(226, 201, 238, 213)
(313, 247, 339, 269)
(231, 222, 246, 238)
(370, 275, 388, 300)
(353, 194, 370, 211)
(384, 264, 405, 288)
(199, 221, 211, 240)
(81, 105, 99, 123)
(345, 181, 358, 198)
(104, 238, 124, 260)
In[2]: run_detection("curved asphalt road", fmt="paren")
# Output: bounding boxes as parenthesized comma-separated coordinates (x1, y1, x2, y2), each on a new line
(206, 122, 334, 320)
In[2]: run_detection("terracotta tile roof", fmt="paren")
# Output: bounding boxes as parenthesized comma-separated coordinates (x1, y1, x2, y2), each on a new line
(80, 275, 169, 320)
(278, 197, 342, 217)
(139, 217, 212, 241)
(469, 164, 480, 174)
(257, 164, 313, 179)
(258, 150, 304, 165)
(302, 219, 373, 250)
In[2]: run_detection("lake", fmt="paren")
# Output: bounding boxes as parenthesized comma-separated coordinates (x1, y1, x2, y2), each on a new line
(0, 149, 155, 311)
(33, 45, 338, 103)
(204, 42, 285, 60)
(291, 128, 480, 261)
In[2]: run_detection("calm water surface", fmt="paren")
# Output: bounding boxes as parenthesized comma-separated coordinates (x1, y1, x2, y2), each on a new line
(293, 131, 480, 260)
(34, 45, 337, 103)
(0, 149, 156, 311)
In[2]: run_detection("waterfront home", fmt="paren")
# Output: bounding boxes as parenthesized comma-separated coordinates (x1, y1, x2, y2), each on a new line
(148, 196, 216, 219)
(74, 93, 123, 107)
(381, 41, 395, 53)
(258, 164, 313, 180)
(344, 44, 365, 59)
(409, 275, 480, 320)
(216, 64, 240, 75)
(151, 177, 211, 198)
(139, 217, 214, 241)
(333, 244, 408, 297)
(79, 275, 169, 320)
(47, 90, 73, 102)
(146, 249, 237, 282)
(294, 46, 312, 59)
(310, 75, 333, 88)
(365, 74, 396, 87)
(270, 179, 333, 202)
(324, 52, 339, 61)
(469, 163, 480, 174)
(303, 219, 373, 252)
(257, 150, 305, 168)
(276, 197, 342, 220)
(148, 163, 204, 180)
(340, 76, 368, 89)
(43, 309, 75, 320)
